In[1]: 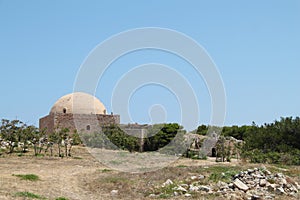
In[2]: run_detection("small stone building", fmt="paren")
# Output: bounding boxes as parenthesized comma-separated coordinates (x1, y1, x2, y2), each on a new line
(39, 92, 120, 134)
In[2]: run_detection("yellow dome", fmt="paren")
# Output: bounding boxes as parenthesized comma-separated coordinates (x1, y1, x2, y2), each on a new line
(50, 92, 106, 115)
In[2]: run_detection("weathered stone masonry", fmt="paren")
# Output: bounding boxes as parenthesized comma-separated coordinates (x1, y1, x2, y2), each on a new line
(40, 113, 120, 134)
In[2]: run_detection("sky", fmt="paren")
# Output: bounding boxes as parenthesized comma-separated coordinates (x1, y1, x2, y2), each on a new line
(0, 0, 299, 130)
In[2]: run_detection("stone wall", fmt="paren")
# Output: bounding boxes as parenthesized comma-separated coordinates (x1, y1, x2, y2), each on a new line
(39, 114, 55, 133)
(39, 113, 120, 134)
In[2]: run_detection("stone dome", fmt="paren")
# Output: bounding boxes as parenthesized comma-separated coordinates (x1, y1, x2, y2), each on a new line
(50, 92, 106, 115)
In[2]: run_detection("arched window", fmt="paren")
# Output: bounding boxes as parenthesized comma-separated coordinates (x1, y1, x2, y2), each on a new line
(63, 108, 67, 113)
(86, 125, 91, 131)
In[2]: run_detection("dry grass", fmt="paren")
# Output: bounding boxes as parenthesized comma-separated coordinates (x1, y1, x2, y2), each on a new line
(0, 146, 299, 200)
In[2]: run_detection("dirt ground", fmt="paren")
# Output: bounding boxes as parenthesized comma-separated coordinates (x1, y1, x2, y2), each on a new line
(0, 146, 299, 200)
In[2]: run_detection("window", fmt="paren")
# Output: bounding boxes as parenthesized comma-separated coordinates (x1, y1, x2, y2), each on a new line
(86, 125, 90, 131)
(63, 108, 67, 113)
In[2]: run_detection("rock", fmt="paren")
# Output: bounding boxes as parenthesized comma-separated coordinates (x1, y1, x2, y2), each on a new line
(265, 170, 272, 176)
(198, 175, 205, 180)
(189, 185, 199, 192)
(149, 194, 156, 198)
(217, 181, 229, 189)
(199, 186, 211, 192)
(173, 192, 179, 196)
(190, 175, 205, 181)
(275, 187, 286, 195)
(180, 184, 189, 189)
(162, 179, 173, 187)
(276, 173, 284, 178)
(233, 178, 249, 192)
(228, 194, 239, 200)
(279, 178, 287, 186)
(184, 193, 192, 197)
(295, 182, 300, 190)
(289, 185, 298, 193)
(251, 194, 262, 200)
(174, 186, 187, 193)
(110, 190, 118, 196)
(264, 196, 274, 200)
(259, 179, 267, 187)
(267, 184, 277, 192)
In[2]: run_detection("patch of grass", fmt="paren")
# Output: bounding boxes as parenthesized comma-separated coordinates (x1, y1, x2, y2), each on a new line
(109, 160, 123, 165)
(207, 166, 240, 183)
(73, 156, 82, 160)
(13, 174, 40, 181)
(285, 167, 300, 178)
(157, 183, 177, 199)
(55, 197, 69, 200)
(176, 165, 188, 168)
(15, 191, 44, 199)
(101, 168, 112, 173)
(117, 151, 128, 157)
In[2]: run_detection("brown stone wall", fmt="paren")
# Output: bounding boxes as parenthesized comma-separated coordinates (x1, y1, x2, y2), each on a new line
(39, 114, 55, 133)
(39, 113, 120, 134)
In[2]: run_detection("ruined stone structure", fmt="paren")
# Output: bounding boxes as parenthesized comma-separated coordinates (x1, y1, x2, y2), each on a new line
(39, 92, 120, 134)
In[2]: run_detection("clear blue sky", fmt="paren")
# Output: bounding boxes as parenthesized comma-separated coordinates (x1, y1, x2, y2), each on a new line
(0, 0, 299, 129)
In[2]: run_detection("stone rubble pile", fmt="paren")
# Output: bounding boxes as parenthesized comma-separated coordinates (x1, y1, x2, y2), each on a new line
(152, 167, 300, 199)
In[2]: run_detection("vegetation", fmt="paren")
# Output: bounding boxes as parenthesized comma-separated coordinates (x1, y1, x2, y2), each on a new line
(55, 197, 69, 200)
(14, 191, 44, 199)
(80, 123, 184, 153)
(194, 117, 300, 165)
(1, 116, 300, 165)
(13, 174, 40, 181)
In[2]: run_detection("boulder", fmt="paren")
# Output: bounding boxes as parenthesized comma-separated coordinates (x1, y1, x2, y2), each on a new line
(233, 178, 249, 192)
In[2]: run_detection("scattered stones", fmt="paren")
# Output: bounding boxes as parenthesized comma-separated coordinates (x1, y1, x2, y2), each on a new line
(155, 167, 299, 199)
